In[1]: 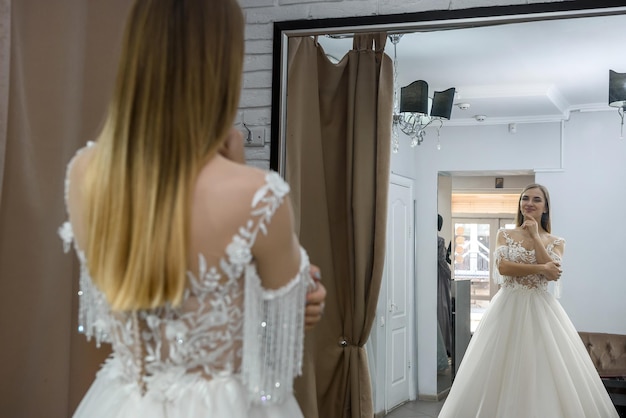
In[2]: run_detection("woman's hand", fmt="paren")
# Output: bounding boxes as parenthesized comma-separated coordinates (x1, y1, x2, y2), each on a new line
(305, 264, 326, 331)
(521, 215, 540, 238)
(543, 260, 562, 281)
(218, 127, 246, 164)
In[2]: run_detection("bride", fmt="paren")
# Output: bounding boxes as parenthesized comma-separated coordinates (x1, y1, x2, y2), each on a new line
(438, 184, 618, 417)
(58, 0, 325, 416)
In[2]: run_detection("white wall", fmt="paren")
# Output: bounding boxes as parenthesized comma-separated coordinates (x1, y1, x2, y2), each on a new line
(538, 111, 626, 333)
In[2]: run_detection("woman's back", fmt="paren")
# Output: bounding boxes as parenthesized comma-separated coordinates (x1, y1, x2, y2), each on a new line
(62, 144, 309, 417)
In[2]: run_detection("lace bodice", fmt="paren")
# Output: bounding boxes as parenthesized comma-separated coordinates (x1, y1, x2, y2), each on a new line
(59, 145, 311, 405)
(493, 229, 564, 295)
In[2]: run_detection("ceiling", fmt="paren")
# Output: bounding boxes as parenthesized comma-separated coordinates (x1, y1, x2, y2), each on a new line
(316, 11, 626, 126)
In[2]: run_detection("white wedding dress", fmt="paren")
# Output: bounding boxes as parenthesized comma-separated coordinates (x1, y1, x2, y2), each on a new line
(59, 145, 310, 417)
(439, 229, 618, 418)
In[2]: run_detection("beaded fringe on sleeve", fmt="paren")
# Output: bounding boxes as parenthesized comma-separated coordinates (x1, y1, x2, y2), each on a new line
(241, 247, 310, 405)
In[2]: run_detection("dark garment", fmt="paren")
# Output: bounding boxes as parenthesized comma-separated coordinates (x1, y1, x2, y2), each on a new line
(438, 236, 452, 355)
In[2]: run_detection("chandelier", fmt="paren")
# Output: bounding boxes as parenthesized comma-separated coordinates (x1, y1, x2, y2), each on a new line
(390, 34, 456, 152)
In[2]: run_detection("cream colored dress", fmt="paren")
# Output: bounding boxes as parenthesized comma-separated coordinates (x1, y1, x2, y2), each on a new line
(439, 229, 618, 418)
(60, 145, 311, 417)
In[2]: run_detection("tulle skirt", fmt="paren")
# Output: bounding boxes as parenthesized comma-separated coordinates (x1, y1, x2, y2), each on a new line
(438, 287, 618, 418)
(73, 358, 303, 418)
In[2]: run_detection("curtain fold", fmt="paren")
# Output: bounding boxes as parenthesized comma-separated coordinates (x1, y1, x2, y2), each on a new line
(0, 0, 10, 209)
(287, 34, 393, 418)
(0, 2, 129, 416)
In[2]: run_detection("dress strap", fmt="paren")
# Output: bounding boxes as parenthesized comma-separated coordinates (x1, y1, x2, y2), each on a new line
(243, 171, 291, 249)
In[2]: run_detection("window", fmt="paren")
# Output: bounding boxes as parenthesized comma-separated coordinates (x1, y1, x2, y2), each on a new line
(452, 217, 514, 333)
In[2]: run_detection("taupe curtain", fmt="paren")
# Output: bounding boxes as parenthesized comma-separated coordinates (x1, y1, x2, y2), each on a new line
(0, 2, 130, 416)
(287, 34, 393, 418)
(0, 0, 8, 209)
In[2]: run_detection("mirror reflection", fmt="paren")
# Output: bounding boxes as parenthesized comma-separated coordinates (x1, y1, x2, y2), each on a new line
(278, 8, 626, 416)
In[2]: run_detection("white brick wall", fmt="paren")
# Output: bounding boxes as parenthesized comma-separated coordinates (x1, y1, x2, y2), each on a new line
(238, 0, 561, 168)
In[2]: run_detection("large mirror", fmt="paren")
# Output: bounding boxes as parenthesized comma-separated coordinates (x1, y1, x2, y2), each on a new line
(271, 2, 626, 413)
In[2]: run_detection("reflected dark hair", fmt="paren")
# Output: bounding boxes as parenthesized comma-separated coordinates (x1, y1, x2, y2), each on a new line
(438, 214, 443, 231)
(515, 183, 551, 233)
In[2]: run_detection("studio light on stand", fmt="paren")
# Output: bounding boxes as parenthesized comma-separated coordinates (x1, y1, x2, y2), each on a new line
(390, 34, 456, 153)
(609, 70, 626, 139)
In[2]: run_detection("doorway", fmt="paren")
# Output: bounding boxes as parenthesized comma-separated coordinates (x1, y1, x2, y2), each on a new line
(452, 217, 514, 333)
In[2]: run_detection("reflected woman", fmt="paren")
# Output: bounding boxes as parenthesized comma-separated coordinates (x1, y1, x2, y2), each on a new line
(439, 184, 618, 417)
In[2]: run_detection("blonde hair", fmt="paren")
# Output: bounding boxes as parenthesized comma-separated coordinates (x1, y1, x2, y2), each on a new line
(515, 183, 552, 233)
(83, 0, 244, 311)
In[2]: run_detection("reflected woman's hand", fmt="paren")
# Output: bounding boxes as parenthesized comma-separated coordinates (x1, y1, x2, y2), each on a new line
(521, 215, 540, 238)
(543, 260, 562, 281)
(305, 264, 326, 331)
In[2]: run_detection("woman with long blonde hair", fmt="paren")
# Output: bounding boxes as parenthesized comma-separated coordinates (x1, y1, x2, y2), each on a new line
(59, 0, 321, 416)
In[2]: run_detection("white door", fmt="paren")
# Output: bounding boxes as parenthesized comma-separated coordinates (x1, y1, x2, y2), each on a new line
(385, 175, 414, 411)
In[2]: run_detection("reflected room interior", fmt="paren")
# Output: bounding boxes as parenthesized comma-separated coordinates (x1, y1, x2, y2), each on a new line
(273, 5, 626, 416)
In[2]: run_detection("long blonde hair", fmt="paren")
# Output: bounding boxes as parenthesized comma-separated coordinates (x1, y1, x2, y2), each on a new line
(83, 0, 244, 311)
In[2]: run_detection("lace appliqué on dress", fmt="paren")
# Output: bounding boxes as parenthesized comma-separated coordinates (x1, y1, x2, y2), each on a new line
(493, 230, 564, 297)
(59, 151, 310, 406)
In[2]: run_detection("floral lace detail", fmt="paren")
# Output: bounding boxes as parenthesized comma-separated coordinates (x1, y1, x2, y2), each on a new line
(493, 230, 564, 294)
(59, 152, 309, 405)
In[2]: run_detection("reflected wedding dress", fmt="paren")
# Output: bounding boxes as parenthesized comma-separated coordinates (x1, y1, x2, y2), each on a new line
(439, 229, 618, 418)
(59, 145, 310, 417)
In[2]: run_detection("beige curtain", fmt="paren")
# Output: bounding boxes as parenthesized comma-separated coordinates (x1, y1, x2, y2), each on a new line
(0, 0, 9, 207)
(0, 1, 130, 416)
(287, 34, 393, 418)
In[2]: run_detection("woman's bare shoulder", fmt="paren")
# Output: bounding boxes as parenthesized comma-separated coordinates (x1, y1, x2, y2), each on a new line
(192, 155, 284, 226)
(65, 143, 99, 206)
(69, 142, 97, 171)
(195, 155, 269, 196)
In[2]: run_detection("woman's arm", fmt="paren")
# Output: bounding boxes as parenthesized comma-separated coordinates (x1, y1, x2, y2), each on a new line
(252, 192, 303, 290)
(520, 215, 553, 265)
(518, 216, 564, 279)
(498, 259, 560, 280)
(495, 229, 562, 281)
(498, 259, 547, 277)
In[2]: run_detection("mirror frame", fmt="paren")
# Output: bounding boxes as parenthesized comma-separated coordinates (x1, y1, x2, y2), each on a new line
(269, 0, 626, 173)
